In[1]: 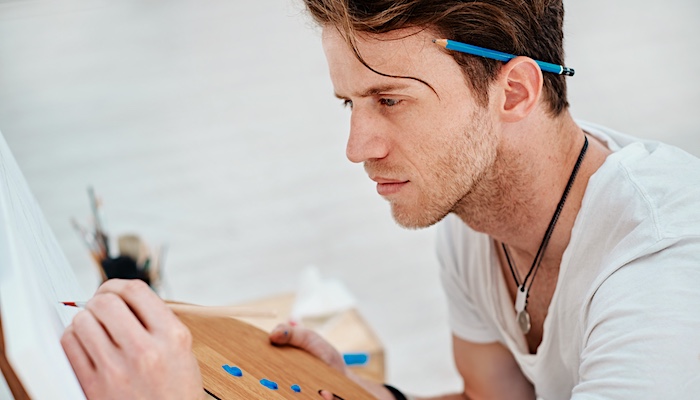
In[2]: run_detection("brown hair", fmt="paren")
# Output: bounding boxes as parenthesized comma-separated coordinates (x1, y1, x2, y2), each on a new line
(304, 0, 569, 115)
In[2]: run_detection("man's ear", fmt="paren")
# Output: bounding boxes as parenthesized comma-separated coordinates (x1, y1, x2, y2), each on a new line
(493, 56, 543, 122)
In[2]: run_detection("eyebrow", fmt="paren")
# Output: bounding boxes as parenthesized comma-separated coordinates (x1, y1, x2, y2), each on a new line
(334, 83, 413, 100)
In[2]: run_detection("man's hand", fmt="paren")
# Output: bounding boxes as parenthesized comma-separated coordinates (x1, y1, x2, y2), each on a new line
(60, 279, 204, 400)
(270, 323, 395, 400)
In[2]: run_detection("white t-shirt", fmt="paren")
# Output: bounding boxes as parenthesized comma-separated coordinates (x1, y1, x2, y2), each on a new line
(437, 122, 700, 399)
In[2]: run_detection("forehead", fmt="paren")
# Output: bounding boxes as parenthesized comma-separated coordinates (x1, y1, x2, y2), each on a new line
(321, 26, 466, 97)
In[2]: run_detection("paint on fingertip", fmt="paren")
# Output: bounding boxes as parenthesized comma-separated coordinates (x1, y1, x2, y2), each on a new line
(260, 378, 278, 390)
(222, 364, 242, 377)
(291, 384, 301, 392)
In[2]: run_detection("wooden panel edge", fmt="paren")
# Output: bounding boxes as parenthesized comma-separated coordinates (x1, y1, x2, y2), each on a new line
(0, 311, 31, 400)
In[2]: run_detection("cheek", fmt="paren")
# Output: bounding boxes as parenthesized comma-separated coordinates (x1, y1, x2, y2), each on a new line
(427, 110, 495, 183)
(416, 117, 470, 164)
(398, 106, 457, 155)
(388, 96, 492, 180)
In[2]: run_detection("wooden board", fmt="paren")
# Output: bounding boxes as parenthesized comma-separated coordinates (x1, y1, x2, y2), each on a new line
(0, 312, 31, 400)
(178, 313, 374, 399)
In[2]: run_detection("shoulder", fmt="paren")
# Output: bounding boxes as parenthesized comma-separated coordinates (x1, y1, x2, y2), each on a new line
(575, 122, 700, 266)
(574, 121, 700, 315)
(581, 122, 700, 233)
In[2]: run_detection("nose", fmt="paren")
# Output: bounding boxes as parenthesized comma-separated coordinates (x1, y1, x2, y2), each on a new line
(346, 107, 389, 163)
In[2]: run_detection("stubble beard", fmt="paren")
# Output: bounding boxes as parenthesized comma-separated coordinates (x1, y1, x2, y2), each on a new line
(370, 110, 498, 230)
(451, 140, 535, 235)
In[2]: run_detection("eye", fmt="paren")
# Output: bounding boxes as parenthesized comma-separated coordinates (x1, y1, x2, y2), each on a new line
(342, 99, 353, 109)
(379, 98, 401, 107)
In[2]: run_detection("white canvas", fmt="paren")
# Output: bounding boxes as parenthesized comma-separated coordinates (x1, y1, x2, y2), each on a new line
(0, 131, 85, 399)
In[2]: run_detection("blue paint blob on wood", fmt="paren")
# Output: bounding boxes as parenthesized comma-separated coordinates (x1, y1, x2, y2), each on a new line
(291, 384, 301, 392)
(222, 364, 242, 377)
(260, 378, 278, 390)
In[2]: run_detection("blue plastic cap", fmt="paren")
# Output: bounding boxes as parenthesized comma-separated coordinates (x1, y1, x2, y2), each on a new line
(343, 352, 370, 366)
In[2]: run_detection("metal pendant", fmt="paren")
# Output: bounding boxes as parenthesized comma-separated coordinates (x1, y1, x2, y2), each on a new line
(517, 309, 531, 334)
(514, 286, 530, 334)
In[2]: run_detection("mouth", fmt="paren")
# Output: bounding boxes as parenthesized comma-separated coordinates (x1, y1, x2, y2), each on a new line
(370, 176, 409, 196)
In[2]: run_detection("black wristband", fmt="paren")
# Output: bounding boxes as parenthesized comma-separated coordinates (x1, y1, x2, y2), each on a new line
(383, 384, 408, 400)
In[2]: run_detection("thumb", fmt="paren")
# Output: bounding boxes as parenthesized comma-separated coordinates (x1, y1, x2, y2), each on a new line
(270, 323, 346, 372)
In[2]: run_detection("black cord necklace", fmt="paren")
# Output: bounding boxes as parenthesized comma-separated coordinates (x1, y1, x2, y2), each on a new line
(502, 135, 588, 334)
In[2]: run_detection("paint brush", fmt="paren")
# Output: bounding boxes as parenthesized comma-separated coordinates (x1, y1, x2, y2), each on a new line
(71, 218, 100, 254)
(61, 301, 278, 319)
(71, 217, 108, 281)
(87, 185, 109, 257)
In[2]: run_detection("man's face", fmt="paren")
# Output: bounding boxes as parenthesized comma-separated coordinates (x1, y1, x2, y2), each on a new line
(322, 26, 499, 229)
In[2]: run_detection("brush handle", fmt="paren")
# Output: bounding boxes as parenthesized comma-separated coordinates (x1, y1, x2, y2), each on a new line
(167, 303, 277, 318)
(62, 301, 277, 319)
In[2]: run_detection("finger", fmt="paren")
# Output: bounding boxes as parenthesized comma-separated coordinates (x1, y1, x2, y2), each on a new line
(70, 310, 118, 368)
(61, 325, 99, 398)
(269, 323, 293, 344)
(270, 323, 346, 372)
(85, 292, 150, 350)
(318, 390, 343, 400)
(95, 279, 177, 333)
(61, 324, 95, 372)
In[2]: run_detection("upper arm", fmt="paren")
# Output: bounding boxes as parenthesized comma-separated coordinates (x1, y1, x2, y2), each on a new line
(452, 335, 534, 400)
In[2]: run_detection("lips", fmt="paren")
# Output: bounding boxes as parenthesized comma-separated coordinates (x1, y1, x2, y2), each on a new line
(371, 176, 409, 196)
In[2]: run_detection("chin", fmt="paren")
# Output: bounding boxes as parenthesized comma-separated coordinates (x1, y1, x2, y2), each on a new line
(390, 202, 451, 230)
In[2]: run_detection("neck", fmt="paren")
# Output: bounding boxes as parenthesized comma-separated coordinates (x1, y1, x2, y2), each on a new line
(453, 112, 608, 269)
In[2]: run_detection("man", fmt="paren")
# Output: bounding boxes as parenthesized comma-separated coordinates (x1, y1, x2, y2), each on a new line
(61, 0, 700, 399)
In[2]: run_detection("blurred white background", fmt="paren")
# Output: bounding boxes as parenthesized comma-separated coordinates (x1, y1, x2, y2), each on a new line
(0, 0, 698, 398)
